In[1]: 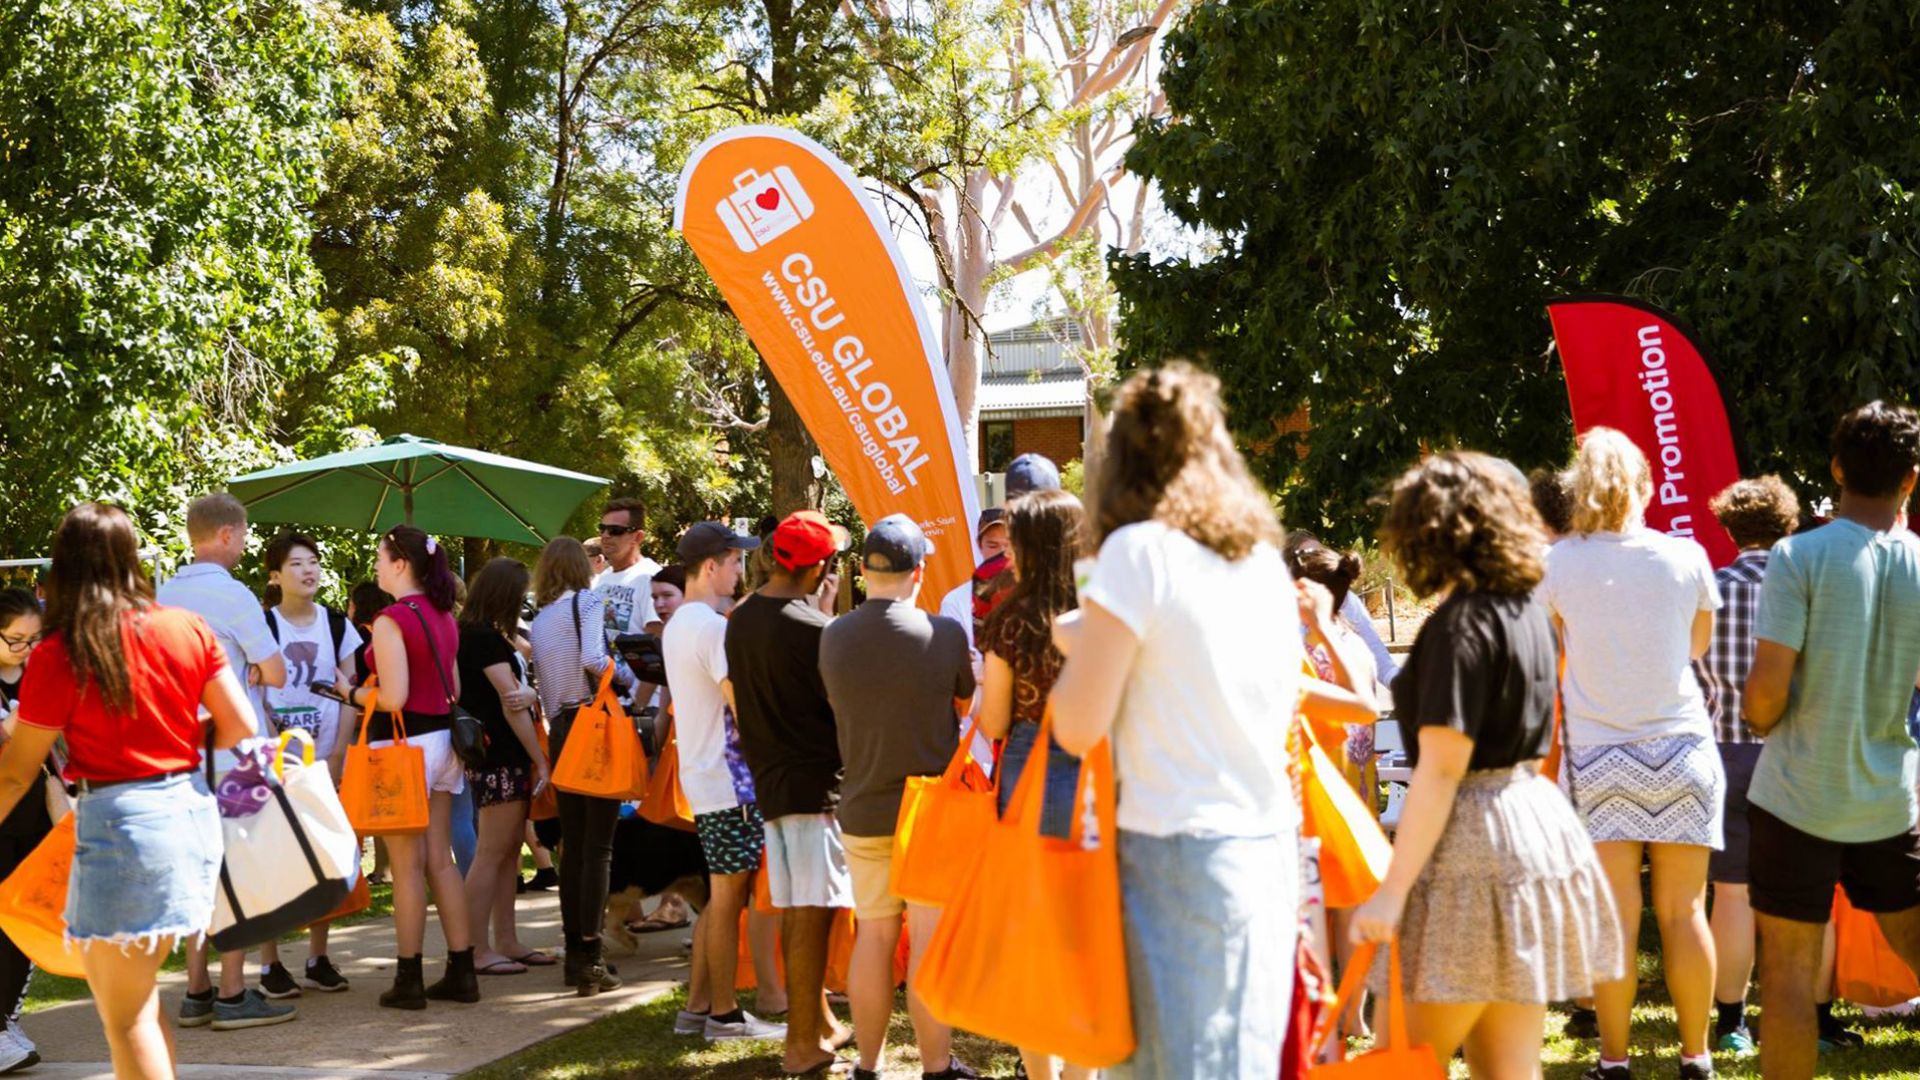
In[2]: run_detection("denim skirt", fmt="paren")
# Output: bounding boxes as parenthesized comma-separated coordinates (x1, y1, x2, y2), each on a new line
(68, 770, 223, 948)
(994, 721, 1081, 841)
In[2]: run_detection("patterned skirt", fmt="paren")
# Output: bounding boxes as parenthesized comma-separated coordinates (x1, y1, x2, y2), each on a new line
(1371, 765, 1625, 1004)
(1562, 732, 1726, 849)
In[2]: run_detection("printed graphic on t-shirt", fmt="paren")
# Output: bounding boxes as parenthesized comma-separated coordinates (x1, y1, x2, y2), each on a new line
(602, 584, 643, 638)
(263, 610, 360, 756)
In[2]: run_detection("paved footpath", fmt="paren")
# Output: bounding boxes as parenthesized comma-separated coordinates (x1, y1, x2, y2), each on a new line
(28, 890, 691, 1079)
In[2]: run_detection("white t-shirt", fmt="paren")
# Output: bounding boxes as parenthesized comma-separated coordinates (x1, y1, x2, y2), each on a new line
(661, 599, 738, 815)
(939, 582, 973, 649)
(1541, 529, 1722, 745)
(594, 559, 662, 640)
(263, 606, 362, 758)
(1081, 521, 1302, 838)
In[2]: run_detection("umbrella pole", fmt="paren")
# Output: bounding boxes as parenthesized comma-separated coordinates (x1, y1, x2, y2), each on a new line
(404, 485, 414, 525)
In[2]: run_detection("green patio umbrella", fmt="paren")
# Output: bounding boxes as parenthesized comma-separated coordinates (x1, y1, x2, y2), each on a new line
(229, 434, 609, 546)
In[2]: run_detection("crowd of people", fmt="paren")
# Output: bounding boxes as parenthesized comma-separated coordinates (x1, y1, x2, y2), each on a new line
(0, 363, 1915, 1080)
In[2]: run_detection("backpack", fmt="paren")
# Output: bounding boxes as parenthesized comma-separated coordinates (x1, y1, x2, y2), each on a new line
(265, 606, 348, 652)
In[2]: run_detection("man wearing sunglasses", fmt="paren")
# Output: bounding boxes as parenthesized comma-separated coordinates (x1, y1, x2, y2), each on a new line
(593, 498, 664, 712)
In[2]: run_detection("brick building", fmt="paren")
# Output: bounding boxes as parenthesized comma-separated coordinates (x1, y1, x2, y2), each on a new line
(977, 320, 1089, 472)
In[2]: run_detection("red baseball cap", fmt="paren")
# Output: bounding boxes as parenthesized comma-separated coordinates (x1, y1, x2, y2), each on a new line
(769, 510, 851, 571)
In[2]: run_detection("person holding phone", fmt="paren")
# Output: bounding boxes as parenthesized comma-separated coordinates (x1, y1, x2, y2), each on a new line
(456, 557, 552, 976)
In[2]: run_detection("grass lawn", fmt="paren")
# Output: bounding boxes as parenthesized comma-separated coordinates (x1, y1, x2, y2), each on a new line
(461, 914, 1920, 1080)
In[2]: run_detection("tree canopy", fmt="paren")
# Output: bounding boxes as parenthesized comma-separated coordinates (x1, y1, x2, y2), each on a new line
(1116, 0, 1920, 544)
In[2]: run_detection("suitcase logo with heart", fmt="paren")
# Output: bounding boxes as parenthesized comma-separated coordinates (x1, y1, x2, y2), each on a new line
(716, 166, 815, 252)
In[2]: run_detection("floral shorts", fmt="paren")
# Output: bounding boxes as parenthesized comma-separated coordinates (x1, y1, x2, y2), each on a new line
(465, 763, 532, 808)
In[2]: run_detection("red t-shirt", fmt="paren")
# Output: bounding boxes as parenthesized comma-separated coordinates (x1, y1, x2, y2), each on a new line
(17, 606, 226, 783)
(366, 595, 458, 716)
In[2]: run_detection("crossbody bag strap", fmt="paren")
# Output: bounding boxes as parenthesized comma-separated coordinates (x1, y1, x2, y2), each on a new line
(402, 601, 458, 710)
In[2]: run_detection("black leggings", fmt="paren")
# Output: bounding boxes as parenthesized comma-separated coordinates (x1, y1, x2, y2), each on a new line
(550, 712, 619, 943)
(0, 830, 45, 1026)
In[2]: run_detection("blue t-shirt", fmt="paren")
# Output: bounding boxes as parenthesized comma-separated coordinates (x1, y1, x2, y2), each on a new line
(1749, 519, 1920, 842)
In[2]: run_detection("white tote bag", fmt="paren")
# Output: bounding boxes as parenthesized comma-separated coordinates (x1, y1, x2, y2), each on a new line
(209, 731, 360, 952)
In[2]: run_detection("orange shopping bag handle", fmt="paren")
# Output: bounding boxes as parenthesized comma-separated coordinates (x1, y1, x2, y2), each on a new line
(352, 676, 410, 746)
(1310, 940, 1409, 1059)
(1007, 709, 1114, 849)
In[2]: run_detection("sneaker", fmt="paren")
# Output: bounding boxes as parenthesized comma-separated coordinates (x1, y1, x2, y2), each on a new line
(673, 1009, 709, 1036)
(258, 962, 302, 1000)
(210, 988, 298, 1030)
(0, 1029, 37, 1074)
(304, 955, 350, 993)
(704, 1010, 787, 1042)
(1580, 1065, 1630, 1080)
(1715, 1028, 1756, 1057)
(925, 1058, 981, 1080)
(526, 867, 558, 891)
(5, 1026, 32, 1056)
(1679, 1061, 1714, 1080)
(1818, 1026, 1866, 1052)
(1860, 995, 1920, 1019)
(1566, 1006, 1601, 1039)
(177, 990, 215, 1029)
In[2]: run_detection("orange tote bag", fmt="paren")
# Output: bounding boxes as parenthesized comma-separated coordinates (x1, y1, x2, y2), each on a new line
(339, 680, 429, 836)
(527, 711, 559, 822)
(891, 719, 995, 906)
(1295, 715, 1390, 909)
(1833, 887, 1920, 1007)
(639, 710, 695, 831)
(916, 711, 1134, 1067)
(0, 814, 85, 978)
(552, 667, 644, 800)
(1308, 940, 1444, 1078)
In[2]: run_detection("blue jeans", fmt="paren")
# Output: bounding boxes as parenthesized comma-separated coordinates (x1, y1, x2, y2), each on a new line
(995, 721, 1079, 840)
(1109, 830, 1295, 1080)
(68, 771, 222, 946)
(449, 782, 478, 877)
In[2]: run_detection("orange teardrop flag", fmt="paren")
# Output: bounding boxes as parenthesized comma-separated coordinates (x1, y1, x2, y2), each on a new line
(675, 126, 980, 605)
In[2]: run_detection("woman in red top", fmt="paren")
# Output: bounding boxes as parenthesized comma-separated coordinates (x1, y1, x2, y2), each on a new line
(340, 525, 478, 1008)
(0, 504, 257, 1079)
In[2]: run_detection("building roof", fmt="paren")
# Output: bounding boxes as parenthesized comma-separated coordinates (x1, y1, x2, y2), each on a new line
(984, 319, 1085, 379)
(979, 372, 1086, 419)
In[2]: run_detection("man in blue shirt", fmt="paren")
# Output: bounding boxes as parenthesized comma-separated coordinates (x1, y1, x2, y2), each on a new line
(1745, 403, 1920, 1079)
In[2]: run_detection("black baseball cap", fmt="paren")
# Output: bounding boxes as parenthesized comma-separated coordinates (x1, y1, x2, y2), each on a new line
(676, 521, 760, 564)
(863, 514, 935, 573)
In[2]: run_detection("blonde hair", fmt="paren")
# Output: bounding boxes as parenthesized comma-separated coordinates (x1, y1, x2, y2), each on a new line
(186, 492, 248, 543)
(1569, 427, 1652, 535)
(1092, 363, 1282, 561)
(533, 537, 594, 607)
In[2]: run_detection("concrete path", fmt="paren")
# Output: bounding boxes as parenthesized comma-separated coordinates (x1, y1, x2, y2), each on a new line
(27, 890, 692, 1079)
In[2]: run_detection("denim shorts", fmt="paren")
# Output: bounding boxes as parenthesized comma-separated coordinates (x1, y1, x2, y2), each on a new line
(68, 770, 223, 948)
(995, 721, 1080, 841)
(1110, 830, 1296, 1080)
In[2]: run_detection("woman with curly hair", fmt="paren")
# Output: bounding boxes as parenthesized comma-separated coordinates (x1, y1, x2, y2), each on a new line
(1541, 429, 1724, 1080)
(1048, 362, 1319, 1079)
(1349, 452, 1622, 1077)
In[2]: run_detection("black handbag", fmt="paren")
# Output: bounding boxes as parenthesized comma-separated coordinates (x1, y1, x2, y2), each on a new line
(403, 602, 488, 769)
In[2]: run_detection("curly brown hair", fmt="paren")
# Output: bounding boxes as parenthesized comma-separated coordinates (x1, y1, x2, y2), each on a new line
(1379, 452, 1547, 598)
(1710, 476, 1800, 549)
(1092, 363, 1282, 560)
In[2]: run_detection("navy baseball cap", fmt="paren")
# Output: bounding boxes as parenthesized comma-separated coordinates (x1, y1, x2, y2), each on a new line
(863, 514, 936, 573)
(676, 521, 760, 564)
(1005, 453, 1062, 499)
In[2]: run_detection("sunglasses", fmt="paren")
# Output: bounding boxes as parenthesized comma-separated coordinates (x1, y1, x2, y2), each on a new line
(598, 523, 640, 537)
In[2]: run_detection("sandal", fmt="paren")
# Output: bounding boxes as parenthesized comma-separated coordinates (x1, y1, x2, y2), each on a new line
(508, 950, 558, 967)
(475, 958, 528, 976)
(785, 1059, 852, 1078)
(628, 910, 692, 934)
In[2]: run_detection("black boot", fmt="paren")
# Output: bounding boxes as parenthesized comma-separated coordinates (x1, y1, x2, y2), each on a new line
(379, 955, 426, 1011)
(574, 938, 622, 998)
(425, 947, 481, 1004)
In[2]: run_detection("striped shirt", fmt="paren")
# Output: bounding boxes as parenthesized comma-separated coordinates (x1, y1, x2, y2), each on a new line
(1695, 548, 1769, 744)
(157, 562, 278, 732)
(528, 590, 626, 715)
